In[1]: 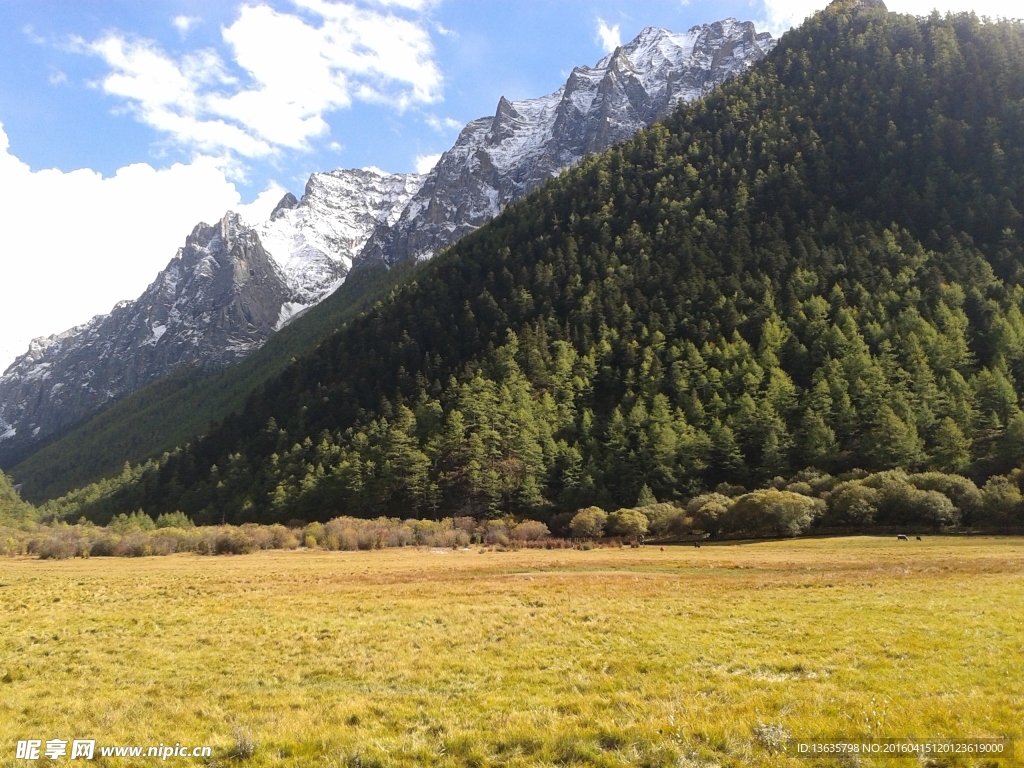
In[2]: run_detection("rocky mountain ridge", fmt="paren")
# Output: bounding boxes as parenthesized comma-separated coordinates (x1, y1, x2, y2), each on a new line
(0, 19, 774, 463)
(254, 168, 424, 309)
(358, 20, 775, 267)
(0, 213, 289, 457)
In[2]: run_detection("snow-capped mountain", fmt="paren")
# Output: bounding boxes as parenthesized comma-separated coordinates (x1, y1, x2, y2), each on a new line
(0, 20, 773, 463)
(255, 168, 423, 309)
(0, 214, 289, 458)
(358, 20, 775, 267)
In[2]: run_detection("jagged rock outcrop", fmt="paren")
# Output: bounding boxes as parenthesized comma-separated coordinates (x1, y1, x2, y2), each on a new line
(0, 213, 289, 459)
(254, 168, 423, 310)
(358, 20, 775, 267)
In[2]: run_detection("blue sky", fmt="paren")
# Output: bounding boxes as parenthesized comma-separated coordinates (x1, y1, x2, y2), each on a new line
(0, 0, 1016, 368)
(1, 0, 786, 195)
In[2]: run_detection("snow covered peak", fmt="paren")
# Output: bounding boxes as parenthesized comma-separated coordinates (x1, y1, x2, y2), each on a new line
(252, 168, 424, 306)
(359, 19, 775, 268)
(0, 215, 290, 457)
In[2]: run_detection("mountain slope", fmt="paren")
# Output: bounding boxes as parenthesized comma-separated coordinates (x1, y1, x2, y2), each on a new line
(48, 1, 1024, 525)
(358, 20, 775, 268)
(255, 168, 423, 305)
(5, 20, 774, 495)
(12, 261, 416, 502)
(0, 213, 290, 465)
(0, 170, 421, 465)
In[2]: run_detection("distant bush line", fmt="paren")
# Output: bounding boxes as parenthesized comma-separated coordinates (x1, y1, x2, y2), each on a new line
(0, 513, 566, 560)
(4, 466, 1023, 560)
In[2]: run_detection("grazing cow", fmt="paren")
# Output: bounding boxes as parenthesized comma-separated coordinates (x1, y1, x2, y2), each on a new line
(694, 541, 701, 548)
(916, 536, 922, 541)
(897, 534, 909, 541)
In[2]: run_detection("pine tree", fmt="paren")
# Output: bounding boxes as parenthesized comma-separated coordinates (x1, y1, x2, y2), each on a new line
(636, 484, 657, 508)
(930, 417, 972, 474)
(866, 405, 926, 470)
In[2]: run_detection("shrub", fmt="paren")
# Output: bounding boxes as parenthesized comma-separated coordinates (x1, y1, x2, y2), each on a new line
(861, 472, 960, 528)
(825, 484, 880, 527)
(607, 508, 649, 538)
(790, 469, 837, 495)
(687, 493, 732, 537)
(1, 536, 21, 556)
(640, 503, 687, 537)
(37, 531, 81, 560)
(569, 507, 608, 539)
(482, 519, 512, 545)
(510, 520, 550, 542)
(114, 532, 153, 557)
(978, 477, 1024, 527)
(147, 533, 183, 556)
(715, 482, 746, 497)
(436, 528, 470, 548)
(727, 490, 824, 538)
(386, 526, 413, 547)
(337, 527, 359, 550)
(89, 535, 120, 557)
(908, 473, 983, 525)
(214, 528, 256, 555)
(912, 489, 958, 529)
(785, 481, 814, 496)
(303, 522, 324, 545)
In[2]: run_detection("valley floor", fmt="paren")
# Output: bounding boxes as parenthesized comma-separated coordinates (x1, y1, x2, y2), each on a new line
(1, 538, 1022, 767)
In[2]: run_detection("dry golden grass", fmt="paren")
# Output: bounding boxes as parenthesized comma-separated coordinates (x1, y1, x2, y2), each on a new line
(1, 537, 1022, 767)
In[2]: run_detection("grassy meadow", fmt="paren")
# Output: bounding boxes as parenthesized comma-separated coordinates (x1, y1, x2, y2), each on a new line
(1, 537, 1022, 767)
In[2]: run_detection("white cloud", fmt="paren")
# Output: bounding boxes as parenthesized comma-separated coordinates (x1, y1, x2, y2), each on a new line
(596, 18, 621, 54)
(48, 69, 67, 85)
(425, 114, 462, 131)
(80, 1, 443, 165)
(236, 183, 288, 223)
(172, 15, 201, 35)
(371, 0, 438, 10)
(0, 122, 279, 371)
(415, 153, 441, 173)
(760, 0, 1022, 35)
(22, 24, 47, 46)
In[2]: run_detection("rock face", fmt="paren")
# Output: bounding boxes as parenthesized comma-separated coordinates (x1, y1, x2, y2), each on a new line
(0, 20, 774, 463)
(254, 169, 424, 308)
(358, 20, 775, 267)
(0, 213, 290, 460)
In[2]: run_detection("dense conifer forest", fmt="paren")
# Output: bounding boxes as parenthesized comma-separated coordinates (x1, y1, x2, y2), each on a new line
(8, 262, 416, 501)
(42, 1, 1024, 529)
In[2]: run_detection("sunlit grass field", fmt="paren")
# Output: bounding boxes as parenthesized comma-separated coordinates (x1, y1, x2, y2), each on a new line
(1, 537, 1022, 767)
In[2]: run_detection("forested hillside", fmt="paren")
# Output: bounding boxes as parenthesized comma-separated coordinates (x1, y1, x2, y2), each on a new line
(0, 470, 33, 527)
(51, 1, 1024, 526)
(11, 262, 415, 502)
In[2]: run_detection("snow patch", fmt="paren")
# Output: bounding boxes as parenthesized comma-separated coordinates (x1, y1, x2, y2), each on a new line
(275, 302, 310, 331)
